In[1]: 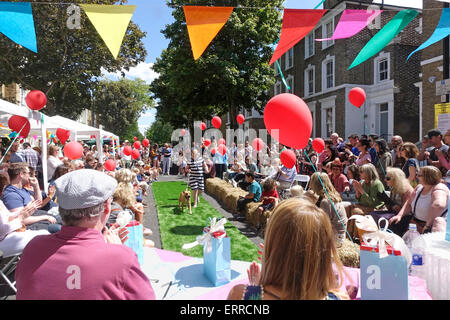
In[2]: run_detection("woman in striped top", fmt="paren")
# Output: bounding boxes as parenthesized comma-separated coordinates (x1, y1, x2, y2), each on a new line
(186, 149, 209, 208)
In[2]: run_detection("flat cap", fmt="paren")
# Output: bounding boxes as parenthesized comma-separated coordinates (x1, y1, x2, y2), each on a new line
(55, 169, 118, 210)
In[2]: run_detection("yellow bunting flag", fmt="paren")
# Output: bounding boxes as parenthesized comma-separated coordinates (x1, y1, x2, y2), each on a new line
(80, 4, 136, 59)
(183, 6, 234, 60)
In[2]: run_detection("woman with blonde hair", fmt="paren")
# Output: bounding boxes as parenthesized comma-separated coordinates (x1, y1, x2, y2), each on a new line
(308, 172, 348, 246)
(227, 198, 349, 300)
(389, 166, 449, 235)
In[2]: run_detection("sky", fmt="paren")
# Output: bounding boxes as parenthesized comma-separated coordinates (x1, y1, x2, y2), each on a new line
(111, 0, 423, 134)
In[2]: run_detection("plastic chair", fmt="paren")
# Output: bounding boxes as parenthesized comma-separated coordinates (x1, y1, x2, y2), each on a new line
(290, 174, 310, 190)
(0, 251, 20, 299)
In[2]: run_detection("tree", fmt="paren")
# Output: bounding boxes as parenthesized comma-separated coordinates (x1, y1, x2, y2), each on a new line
(122, 122, 144, 142)
(151, 0, 283, 131)
(145, 119, 174, 146)
(0, 0, 146, 119)
(93, 78, 153, 140)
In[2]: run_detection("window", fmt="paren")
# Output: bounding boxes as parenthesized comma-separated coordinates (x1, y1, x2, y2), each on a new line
(286, 76, 294, 94)
(304, 65, 315, 97)
(322, 19, 334, 49)
(305, 33, 315, 58)
(274, 58, 281, 75)
(378, 58, 388, 82)
(322, 56, 335, 91)
(320, 96, 336, 138)
(325, 107, 333, 137)
(285, 48, 294, 70)
(379, 103, 389, 140)
(326, 61, 334, 89)
(274, 82, 282, 95)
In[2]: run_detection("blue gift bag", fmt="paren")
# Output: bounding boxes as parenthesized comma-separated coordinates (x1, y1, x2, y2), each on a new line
(124, 221, 144, 266)
(203, 235, 231, 287)
(360, 244, 409, 300)
(446, 201, 450, 242)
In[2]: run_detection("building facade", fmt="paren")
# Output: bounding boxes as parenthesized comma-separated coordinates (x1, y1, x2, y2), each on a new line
(272, 0, 423, 143)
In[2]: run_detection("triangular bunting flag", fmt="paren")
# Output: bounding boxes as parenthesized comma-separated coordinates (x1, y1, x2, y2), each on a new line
(80, 4, 136, 59)
(349, 9, 418, 70)
(408, 8, 450, 60)
(0, 2, 37, 53)
(269, 9, 326, 65)
(183, 6, 234, 60)
(316, 9, 382, 41)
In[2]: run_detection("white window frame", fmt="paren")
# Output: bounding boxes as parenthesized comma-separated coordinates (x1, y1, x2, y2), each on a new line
(274, 81, 282, 96)
(378, 102, 390, 140)
(304, 64, 315, 97)
(286, 75, 294, 94)
(321, 55, 335, 92)
(305, 32, 315, 59)
(285, 48, 294, 70)
(322, 17, 335, 50)
(374, 51, 391, 84)
(308, 101, 317, 138)
(320, 96, 336, 138)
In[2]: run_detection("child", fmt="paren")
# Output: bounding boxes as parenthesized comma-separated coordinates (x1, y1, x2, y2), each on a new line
(235, 171, 262, 220)
(256, 178, 279, 232)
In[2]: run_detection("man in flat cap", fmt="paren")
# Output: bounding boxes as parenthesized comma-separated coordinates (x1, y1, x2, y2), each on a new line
(15, 169, 155, 300)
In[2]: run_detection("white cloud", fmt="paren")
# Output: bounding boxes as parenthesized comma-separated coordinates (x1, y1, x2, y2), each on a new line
(101, 62, 159, 85)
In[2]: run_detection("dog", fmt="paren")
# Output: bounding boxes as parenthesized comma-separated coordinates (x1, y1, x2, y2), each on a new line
(178, 188, 192, 215)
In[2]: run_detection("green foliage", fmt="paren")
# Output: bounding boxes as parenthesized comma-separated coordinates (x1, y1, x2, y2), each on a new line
(151, 0, 283, 130)
(144, 119, 174, 145)
(0, 0, 146, 119)
(152, 181, 259, 262)
(122, 122, 144, 142)
(93, 78, 153, 140)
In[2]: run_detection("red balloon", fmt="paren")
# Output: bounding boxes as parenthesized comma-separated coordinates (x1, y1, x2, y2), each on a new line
(264, 93, 312, 150)
(218, 138, 226, 145)
(104, 159, 116, 172)
(64, 141, 83, 160)
(56, 128, 70, 145)
(200, 122, 206, 131)
(252, 138, 264, 152)
(123, 146, 132, 156)
(237, 114, 245, 125)
(218, 144, 227, 156)
(8, 115, 30, 138)
(204, 139, 211, 147)
(280, 149, 297, 169)
(349, 87, 366, 108)
(133, 136, 138, 141)
(211, 148, 216, 155)
(312, 138, 325, 154)
(212, 116, 222, 129)
(134, 141, 141, 149)
(181, 129, 186, 136)
(25, 90, 47, 111)
(131, 149, 140, 160)
(142, 138, 150, 147)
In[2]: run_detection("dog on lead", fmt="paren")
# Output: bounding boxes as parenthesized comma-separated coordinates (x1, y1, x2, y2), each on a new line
(178, 188, 192, 215)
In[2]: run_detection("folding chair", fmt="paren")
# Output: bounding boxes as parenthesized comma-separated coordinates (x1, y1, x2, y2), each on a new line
(291, 174, 310, 190)
(0, 251, 20, 299)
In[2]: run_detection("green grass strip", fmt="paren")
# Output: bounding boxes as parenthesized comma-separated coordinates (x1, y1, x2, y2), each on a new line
(152, 181, 259, 262)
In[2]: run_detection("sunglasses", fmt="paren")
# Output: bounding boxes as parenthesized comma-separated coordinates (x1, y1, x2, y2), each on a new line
(385, 176, 391, 181)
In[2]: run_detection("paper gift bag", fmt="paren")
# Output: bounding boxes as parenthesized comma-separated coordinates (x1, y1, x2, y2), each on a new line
(360, 244, 409, 300)
(123, 221, 144, 266)
(203, 234, 231, 287)
(446, 201, 450, 242)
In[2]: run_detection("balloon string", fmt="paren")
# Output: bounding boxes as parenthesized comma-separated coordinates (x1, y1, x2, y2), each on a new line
(275, 60, 291, 91)
(0, 122, 27, 166)
(314, 0, 326, 9)
(303, 150, 354, 243)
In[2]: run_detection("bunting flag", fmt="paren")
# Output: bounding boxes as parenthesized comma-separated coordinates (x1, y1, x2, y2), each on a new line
(269, 9, 326, 65)
(408, 8, 450, 60)
(183, 6, 234, 60)
(348, 9, 418, 70)
(0, 2, 37, 53)
(80, 4, 136, 59)
(316, 9, 382, 41)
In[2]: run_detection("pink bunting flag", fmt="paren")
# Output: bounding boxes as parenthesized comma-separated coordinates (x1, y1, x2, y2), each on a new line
(316, 9, 382, 41)
(269, 9, 326, 65)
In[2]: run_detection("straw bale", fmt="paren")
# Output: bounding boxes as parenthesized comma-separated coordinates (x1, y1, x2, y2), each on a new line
(337, 239, 360, 268)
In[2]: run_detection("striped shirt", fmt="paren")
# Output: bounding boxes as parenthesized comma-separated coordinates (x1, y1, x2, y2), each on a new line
(188, 157, 205, 190)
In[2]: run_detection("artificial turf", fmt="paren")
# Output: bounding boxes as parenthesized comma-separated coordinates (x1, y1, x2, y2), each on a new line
(152, 181, 259, 262)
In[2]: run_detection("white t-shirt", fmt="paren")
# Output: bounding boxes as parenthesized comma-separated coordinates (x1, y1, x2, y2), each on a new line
(47, 155, 63, 181)
(412, 185, 432, 222)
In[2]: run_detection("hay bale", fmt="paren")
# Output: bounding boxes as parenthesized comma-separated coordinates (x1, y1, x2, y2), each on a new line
(337, 239, 360, 268)
(245, 202, 262, 227)
(223, 189, 247, 212)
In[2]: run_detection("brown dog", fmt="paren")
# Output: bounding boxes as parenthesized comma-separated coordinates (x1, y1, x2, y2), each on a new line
(178, 188, 192, 215)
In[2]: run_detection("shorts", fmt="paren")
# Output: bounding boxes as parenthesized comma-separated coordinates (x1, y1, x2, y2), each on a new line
(259, 203, 275, 211)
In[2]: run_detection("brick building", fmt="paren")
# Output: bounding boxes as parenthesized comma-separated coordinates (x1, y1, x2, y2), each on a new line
(418, 0, 449, 137)
(272, 0, 423, 143)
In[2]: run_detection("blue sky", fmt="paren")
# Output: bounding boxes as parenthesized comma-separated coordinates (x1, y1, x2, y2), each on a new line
(119, 0, 421, 134)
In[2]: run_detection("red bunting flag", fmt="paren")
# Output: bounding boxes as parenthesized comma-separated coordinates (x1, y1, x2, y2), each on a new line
(269, 9, 326, 65)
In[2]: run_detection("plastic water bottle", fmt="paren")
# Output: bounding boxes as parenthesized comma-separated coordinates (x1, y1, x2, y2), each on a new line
(402, 224, 425, 278)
